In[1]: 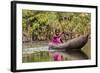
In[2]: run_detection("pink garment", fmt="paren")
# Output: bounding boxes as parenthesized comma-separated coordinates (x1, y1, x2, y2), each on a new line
(51, 35, 63, 45)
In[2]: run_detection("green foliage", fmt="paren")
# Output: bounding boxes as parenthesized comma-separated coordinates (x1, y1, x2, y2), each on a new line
(22, 10, 91, 41)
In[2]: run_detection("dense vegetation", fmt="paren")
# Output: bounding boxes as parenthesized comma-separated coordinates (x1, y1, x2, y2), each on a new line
(22, 10, 91, 42)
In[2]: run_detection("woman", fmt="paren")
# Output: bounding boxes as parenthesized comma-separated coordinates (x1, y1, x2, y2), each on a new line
(49, 29, 64, 47)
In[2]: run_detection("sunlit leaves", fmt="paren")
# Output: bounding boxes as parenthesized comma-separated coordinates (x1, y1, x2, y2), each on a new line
(22, 10, 91, 41)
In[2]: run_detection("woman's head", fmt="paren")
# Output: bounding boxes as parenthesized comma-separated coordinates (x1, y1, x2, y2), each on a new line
(55, 29, 60, 36)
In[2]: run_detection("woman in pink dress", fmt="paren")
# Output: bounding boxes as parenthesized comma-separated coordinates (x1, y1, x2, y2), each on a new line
(48, 29, 64, 61)
(49, 29, 64, 47)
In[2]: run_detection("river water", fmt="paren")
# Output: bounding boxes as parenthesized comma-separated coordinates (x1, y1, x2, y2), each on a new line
(22, 40, 90, 63)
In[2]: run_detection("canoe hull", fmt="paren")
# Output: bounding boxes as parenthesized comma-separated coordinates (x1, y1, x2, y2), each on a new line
(49, 34, 89, 50)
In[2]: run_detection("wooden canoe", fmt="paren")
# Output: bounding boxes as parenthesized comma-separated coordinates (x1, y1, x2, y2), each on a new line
(49, 34, 89, 49)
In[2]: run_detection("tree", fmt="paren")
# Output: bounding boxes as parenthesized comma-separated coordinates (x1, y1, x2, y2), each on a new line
(22, 10, 91, 41)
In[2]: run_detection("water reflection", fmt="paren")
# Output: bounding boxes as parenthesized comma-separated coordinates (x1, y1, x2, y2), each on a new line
(22, 41, 90, 63)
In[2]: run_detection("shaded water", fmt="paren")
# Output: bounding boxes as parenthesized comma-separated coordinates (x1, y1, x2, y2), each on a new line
(22, 40, 90, 63)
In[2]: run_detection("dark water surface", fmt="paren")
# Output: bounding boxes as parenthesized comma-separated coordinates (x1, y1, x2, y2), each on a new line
(22, 40, 90, 63)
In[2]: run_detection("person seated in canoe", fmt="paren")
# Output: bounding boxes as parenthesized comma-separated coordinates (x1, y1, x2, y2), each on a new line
(49, 29, 64, 47)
